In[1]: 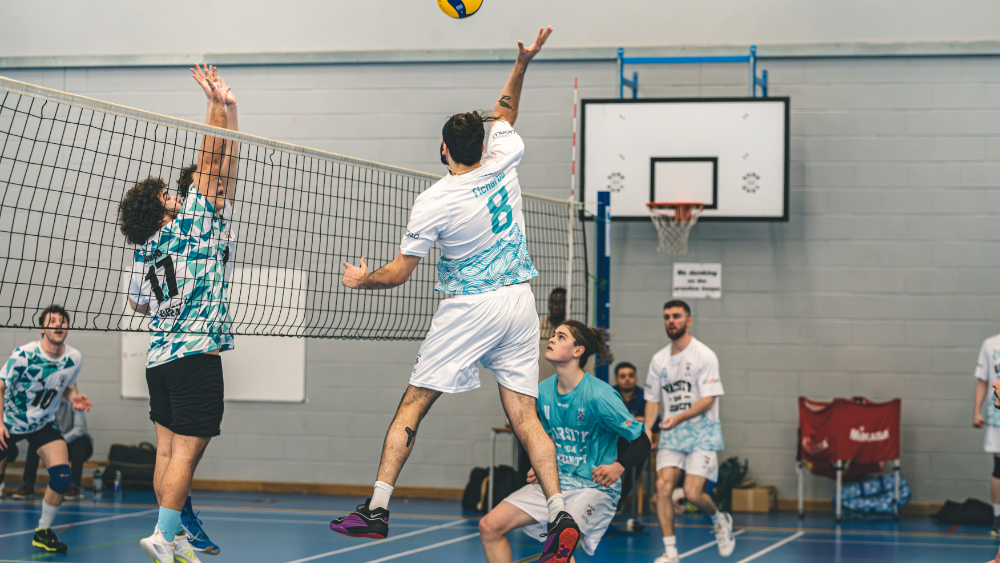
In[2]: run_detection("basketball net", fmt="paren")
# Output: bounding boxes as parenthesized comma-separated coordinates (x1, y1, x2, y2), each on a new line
(647, 202, 704, 255)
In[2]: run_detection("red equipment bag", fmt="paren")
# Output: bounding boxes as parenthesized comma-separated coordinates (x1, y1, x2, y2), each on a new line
(799, 397, 901, 480)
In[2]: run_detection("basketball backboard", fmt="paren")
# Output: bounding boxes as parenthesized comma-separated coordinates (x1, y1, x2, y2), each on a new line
(580, 97, 789, 221)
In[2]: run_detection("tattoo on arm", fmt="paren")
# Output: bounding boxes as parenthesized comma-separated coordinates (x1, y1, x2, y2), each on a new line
(498, 95, 513, 110)
(405, 427, 416, 447)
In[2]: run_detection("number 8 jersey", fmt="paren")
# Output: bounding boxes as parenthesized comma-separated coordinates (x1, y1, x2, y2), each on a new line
(1, 342, 81, 434)
(128, 189, 234, 368)
(400, 119, 538, 294)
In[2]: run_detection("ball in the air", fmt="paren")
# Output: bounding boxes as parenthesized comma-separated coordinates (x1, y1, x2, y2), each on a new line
(437, 0, 483, 18)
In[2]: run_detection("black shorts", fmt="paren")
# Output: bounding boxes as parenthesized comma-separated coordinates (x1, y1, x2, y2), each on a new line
(146, 353, 225, 438)
(1, 422, 64, 460)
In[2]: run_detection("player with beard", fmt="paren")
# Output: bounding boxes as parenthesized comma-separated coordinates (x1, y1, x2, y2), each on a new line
(643, 300, 734, 563)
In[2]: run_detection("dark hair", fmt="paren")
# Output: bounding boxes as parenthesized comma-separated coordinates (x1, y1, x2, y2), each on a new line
(177, 164, 197, 199)
(119, 177, 169, 245)
(442, 110, 496, 166)
(560, 320, 613, 368)
(614, 361, 637, 377)
(549, 287, 567, 298)
(37, 304, 70, 328)
(663, 300, 691, 316)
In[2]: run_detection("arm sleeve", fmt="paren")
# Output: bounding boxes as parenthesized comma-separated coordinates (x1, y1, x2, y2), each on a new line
(482, 120, 524, 165)
(0, 350, 27, 388)
(643, 358, 661, 402)
(616, 432, 652, 470)
(975, 341, 990, 381)
(595, 389, 644, 441)
(698, 350, 725, 397)
(399, 193, 450, 258)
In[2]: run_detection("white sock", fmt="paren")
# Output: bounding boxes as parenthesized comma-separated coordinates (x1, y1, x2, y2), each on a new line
(663, 535, 678, 554)
(546, 493, 566, 522)
(993, 503, 1000, 517)
(371, 481, 394, 511)
(38, 501, 59, 530)
(711, 510, 727, 525)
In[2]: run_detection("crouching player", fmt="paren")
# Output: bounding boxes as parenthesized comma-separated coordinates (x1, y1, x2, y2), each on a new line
(480, 321, 651, 562)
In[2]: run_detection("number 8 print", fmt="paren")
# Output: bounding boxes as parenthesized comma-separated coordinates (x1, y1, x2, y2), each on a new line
(487, 187, 514, 234)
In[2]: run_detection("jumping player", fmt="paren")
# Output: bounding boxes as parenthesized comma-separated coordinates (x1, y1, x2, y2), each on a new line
(333, 26, 585, 562)
(0, 304, 92, 553)
(479, 321, 651, 562)
(973, 330, 1000, 536)
(120, 64, 238, 563)
(644, 300, 735, 563)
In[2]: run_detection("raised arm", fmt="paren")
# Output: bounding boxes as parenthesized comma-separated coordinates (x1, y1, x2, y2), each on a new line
(220, 76, 240, 203)
(190, 64, 230, 211)
(492, 26, 552, 126)
(341, 253, 422, 290)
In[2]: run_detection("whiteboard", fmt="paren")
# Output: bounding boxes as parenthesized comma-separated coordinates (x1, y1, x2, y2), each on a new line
(120, 266, 306, 402)
(581, 98, 789, 221)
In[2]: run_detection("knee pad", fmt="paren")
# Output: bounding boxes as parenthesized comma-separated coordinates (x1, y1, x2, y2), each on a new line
(47, 464, 72, 494)
(993, 457, 1000, 480)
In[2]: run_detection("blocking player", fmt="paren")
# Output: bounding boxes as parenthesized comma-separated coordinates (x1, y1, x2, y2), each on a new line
(333, 26, 584, 563)
(973, 330, 1000, 536)
(119, 64, 237, 563)
(644, 300, 735, 563)
(0, 304, 92, 553)
(479, 321, 651, 562)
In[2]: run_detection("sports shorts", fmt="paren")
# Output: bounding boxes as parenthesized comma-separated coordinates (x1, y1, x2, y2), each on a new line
(503, 483, 617, 556)
(985, 426, 1000, 454)
(656, 448, 719, 481)
(0, 422, 64, 460)
(146, 352, 224, 438)
(409, 283, 539, 397)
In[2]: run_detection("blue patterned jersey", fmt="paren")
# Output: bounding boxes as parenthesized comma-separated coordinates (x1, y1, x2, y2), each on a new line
(538, 374, 644, 503)
(1, 342, 82, 434)
(399, 120, 538, 295)
(975, 333, 1000, 427)
(127, 189, 234, 368)
(644, 338, 725, 453)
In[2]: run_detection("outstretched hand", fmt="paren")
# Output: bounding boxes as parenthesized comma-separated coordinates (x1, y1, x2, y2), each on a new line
(71, 394, 93, 412)
(342, 257, 369, 289)
(517, 26, 553, 65)
(191, 63, 215, 100)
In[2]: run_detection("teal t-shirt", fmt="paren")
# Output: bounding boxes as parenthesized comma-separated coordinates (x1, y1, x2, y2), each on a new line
(537, 373, 644, 503)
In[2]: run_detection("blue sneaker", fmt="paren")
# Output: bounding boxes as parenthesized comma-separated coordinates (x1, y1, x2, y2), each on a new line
(181, 505, 220, 555)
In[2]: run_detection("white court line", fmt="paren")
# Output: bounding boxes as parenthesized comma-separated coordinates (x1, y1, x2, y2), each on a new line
(0, 508, 158, 539)
(361, 532, 480, 563)
(199, 515, 430, 528)
(734, 531, 805, 563)
(680, 529, 747, 558)
(282, 519, 469, 563)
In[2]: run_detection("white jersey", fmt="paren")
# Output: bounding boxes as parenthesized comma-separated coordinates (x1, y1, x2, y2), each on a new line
(400, 120, 538, 295)
(644, 337, 724, 452)
(976, 333, 1000, 427)
(1, 342, 82, 435)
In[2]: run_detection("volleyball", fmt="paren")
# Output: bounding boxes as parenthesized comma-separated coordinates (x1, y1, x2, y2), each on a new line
(437, 0, 483, 18)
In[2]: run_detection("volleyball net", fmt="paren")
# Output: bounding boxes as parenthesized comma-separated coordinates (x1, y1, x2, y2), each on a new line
(0, 76, 587, 339)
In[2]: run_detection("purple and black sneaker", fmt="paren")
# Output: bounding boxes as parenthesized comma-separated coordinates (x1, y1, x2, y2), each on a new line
(538, 511, 581, 563)
(330, 498, 390, 539)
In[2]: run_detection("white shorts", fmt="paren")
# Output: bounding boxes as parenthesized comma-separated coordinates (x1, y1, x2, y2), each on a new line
(656, 448, 719, 481)
(985, 426, 1000, 454)
(503, 484, 617, 556)
(409, 283, 539, 397)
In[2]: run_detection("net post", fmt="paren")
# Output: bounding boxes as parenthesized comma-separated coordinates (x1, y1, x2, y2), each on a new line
(565, 199, 575, 320)
(595, 191, 611, 382)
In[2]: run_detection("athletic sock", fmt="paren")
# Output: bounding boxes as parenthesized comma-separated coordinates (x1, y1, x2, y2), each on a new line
(711, 510, 727, 525)
(663, 535, 678, 554)
(37, 501, 59, 530)
(546, 493, 566, 522)
(156, 506, 183, 539)
(993, 503, 1000, 517)
(371, 481, 394, 511)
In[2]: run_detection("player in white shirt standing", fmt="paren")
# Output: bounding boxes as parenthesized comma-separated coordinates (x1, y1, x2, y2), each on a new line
(973, 332, 1000, 537)
(332, 26, 584, 563)
(644, 300, 735, 563)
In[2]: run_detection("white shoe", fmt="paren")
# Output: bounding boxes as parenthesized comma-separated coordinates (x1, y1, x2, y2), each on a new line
(173, 533, 202, 563)
(654, 551, 680, 563)
(714, 511, 736, 557)
(140, 529, 175, 563)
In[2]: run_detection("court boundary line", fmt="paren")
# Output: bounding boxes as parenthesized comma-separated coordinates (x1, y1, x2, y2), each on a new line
(361, 532, 480, 563)
(281, 519, 469, 563)
(0, 508, 157, 539)
(680, 529, 747, 558)
(734, 531, 804, 563)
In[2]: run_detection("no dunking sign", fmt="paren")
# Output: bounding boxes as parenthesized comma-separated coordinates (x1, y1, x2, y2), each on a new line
(672, 263, 722, 299)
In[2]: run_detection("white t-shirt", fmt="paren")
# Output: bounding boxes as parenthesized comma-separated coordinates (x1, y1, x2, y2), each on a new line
(400, 120, 538, 295)
(975, 333, 1000, 427)
(644, 337, 725, 452)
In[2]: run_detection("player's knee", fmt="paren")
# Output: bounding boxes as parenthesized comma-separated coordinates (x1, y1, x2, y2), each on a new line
(656, 476, 671, 496)
(683, 482, 702, 501)
(992, 456, 1000, 480)
(47, 464, 72, 494)
(478, 512, 505, 540)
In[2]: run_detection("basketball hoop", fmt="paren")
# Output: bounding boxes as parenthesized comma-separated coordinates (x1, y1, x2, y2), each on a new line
(647, 202, 704, 255)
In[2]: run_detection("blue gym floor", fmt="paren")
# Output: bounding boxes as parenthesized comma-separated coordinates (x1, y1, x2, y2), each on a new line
(0, 491, 995, 562)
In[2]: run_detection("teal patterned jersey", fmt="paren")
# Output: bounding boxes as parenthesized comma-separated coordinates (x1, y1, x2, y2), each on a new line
(538, 374, 644, 503)
(975, 333, 1000, 427)
(1, 342, 82, 434)
(644, 338, 725, 453)
(127, 189, 234, 368)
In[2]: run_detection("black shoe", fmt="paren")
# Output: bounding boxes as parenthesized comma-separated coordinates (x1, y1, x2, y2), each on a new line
(32, 528, 68, 553)
(330, 498, 390, 539)
(538, 511, 581, 563)
(992, 515, 1000, 538)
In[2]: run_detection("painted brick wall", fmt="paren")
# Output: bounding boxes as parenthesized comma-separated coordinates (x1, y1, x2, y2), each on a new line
(2, 54, 998, 501)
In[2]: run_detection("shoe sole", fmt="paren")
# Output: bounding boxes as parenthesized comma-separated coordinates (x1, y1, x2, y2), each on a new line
(539, 528, 580, 563)
(32, 540, 66, 553)
(139, 538, 173, 563)
(192, 547, 221, 555)
(330, 528, 387, 539)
